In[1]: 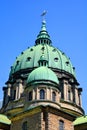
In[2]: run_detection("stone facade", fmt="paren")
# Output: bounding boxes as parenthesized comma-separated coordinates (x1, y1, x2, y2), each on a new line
(10, 106, 75, 130)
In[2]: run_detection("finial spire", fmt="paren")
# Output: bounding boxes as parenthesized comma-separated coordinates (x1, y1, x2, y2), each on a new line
(35, 11, 52, 45)
(41, 10, 47, 22)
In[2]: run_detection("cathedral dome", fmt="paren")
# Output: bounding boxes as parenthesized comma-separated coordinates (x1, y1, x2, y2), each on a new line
(9, 21, 75, 79)
(27, 66, 59, 84)
(2, 19, 84, 123)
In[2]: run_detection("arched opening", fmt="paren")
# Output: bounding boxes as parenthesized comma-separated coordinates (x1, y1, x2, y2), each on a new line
(40, 89, 45, 99)
(22, 121, 27, 130)
(29, 91, 32, 101)
(59, 120, 64, 130)
(68, 90, 71, 101)
(52, 91, 56, 101)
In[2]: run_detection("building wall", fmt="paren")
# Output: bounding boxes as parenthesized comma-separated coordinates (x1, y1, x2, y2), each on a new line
(10, 106, 74, 130)
(11, 112, 42, 130)
(47, 112, 74, 130)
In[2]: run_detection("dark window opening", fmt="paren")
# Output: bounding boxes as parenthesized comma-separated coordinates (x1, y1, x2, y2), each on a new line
(78, 94, 81, 106)
(53, 48, 56, 52)
(52, 92, 56, 101)
(68, 90, 71, 101)
(40, 89, 45, 99)
(72, 88, 75, 103)
(66, 61, 69, 66)
(73, 67, 75, 70)
(59, 120, 64, 130)
(44, 40, 46, 43)
(41, 62, 43, 66)
(29, 91, 32, 101)
(41, 46, 45, 50)
(22, 121, 27, 130)
(21, 52, 24, 55)
(44, 61, 47, 66)
(26, 57, 31, 62)
(62, 52, 65, 55)
(30, 48, 33, 51)
(11, 89, 16, 100)
(37, 40, 40, 44)
(16, 60, 19, 65)
(54, 57, 58, 62)
(41, 40, 43, 43)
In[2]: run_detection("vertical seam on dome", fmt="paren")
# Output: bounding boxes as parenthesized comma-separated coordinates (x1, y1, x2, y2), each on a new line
(65, 54, 74, 76)
(33, 46, 37, 67)
(56, 48, 62, 70)
(45, 44, 50, 67)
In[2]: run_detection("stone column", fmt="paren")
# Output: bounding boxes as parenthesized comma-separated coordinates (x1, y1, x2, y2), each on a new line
(7, 83, 11, 97)
(57, 90, 60, 103)
(46, 87, 48, 100)
(50, 88, 52, 100)
(63, 80, 68, 101)
(33, 89, 35, 100)
(37, 87, 39, 100)
(16, 86, 18, 100)
(16, 79, 24, 99)
(75, 87, 78, 105)
(47, 88, 50, 100)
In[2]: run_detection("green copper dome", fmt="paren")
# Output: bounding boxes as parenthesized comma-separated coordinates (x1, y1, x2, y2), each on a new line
(9, 21, 75, 78)
(27, 66, 59, 84)
(10, 44, 75, 77)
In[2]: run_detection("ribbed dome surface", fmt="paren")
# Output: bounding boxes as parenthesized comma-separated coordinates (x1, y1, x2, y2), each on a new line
(27, 66, 59, 84)
(10, 44, 75, 77)
(9, 21, 75, 78)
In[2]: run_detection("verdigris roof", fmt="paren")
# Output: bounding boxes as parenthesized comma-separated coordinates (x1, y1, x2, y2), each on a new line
(0, 114, 11, 125)
(9, 20, 75, 78)
(74, 116, 87, 126)
(27, 66, 59, 84)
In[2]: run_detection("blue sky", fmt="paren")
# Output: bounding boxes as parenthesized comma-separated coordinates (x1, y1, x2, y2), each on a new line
(0, 0, 87, 113)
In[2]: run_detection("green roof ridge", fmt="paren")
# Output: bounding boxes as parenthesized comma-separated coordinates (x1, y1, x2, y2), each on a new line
(74, 115, 87, 125)
(0, 114, 11, 125)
